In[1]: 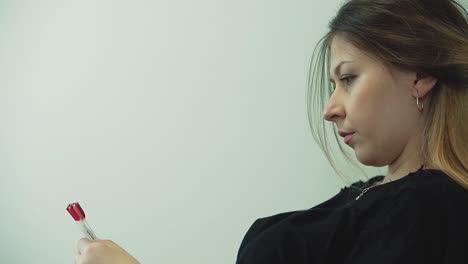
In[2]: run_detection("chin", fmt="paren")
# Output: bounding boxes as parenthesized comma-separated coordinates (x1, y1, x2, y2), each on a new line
(354, 148, 383, 167)
(356, 156, 374, 166)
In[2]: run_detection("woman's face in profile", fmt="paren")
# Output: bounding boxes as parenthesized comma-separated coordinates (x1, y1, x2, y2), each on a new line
(323, 34, 423, 167)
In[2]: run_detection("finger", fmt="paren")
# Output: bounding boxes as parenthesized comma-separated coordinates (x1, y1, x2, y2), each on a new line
(76, 237, 91, 255)
(75, 250, 86, 264)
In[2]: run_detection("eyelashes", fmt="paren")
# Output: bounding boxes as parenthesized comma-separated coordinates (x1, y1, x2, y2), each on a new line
(341, 75, 355, 87)
(331, 75, 355, 91)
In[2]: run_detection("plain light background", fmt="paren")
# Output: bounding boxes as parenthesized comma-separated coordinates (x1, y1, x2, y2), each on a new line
(0, 0, 415, 263)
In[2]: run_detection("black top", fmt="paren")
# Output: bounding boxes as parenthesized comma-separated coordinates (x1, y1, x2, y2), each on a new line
(236, 166, 468, 264)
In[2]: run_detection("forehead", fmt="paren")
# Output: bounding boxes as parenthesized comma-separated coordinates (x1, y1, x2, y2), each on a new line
(330, 35, 366, 64)
(329, 34, 388, 76)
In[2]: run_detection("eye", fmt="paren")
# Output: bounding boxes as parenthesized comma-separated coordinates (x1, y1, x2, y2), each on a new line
(340, 75, 355, 87)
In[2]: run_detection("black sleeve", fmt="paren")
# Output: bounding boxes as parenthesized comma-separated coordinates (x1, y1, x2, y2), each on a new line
(236, 218, 263, 261)
(236, 187, 349, 263)
(236, 211, 296, 262)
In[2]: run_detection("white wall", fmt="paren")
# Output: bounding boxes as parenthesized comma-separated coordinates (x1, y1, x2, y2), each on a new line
(0, 0, 384, 263)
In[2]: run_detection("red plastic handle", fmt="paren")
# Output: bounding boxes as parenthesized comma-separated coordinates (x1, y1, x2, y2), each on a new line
(66, 202, 86, 221)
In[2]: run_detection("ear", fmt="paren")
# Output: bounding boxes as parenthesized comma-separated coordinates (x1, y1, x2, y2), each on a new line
(412, 72, 438, 98)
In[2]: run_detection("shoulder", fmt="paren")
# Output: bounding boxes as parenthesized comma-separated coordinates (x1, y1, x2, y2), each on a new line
(387, 169, 468, 213)
(400, 169, 468, 260)
(348, 170, 468, 262)
(385, 169, 468, 237)
(412, 169, 468, 202)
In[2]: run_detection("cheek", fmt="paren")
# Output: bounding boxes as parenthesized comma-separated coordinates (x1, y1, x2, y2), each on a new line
(349, 86, 382, 133)
(350, 74, 406, 134)
(349, 87, 414, 166)
(353, 96, 396, 147)
(347, 85, 390, 153)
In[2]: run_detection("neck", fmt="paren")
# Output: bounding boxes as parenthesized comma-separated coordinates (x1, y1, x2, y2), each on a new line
(377, 162, 440, 186)
(380, 125, 430, 185)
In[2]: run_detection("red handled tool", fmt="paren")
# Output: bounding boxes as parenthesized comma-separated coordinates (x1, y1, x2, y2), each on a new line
(67, 202, 97, 240)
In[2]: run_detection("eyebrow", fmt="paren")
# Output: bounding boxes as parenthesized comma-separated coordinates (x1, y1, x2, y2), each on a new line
(329, 60, 353, 83)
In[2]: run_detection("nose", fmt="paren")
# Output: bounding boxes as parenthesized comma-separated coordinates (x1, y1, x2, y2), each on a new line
(323, 92, 345, 122)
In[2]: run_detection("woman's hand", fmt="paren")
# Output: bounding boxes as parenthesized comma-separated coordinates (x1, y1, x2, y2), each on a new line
(75, 238, 140, 264)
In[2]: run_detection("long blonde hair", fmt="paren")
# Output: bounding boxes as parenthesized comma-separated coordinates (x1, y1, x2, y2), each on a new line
(307, 0, 468, 189)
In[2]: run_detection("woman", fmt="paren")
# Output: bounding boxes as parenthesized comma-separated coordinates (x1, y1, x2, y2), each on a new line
(74, 0, 468, 263)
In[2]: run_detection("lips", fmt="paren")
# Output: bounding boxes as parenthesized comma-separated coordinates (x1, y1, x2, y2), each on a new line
(338, 131, 355, 144)
(344, 134, 354, 144)
(338, 131, 355, 137)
